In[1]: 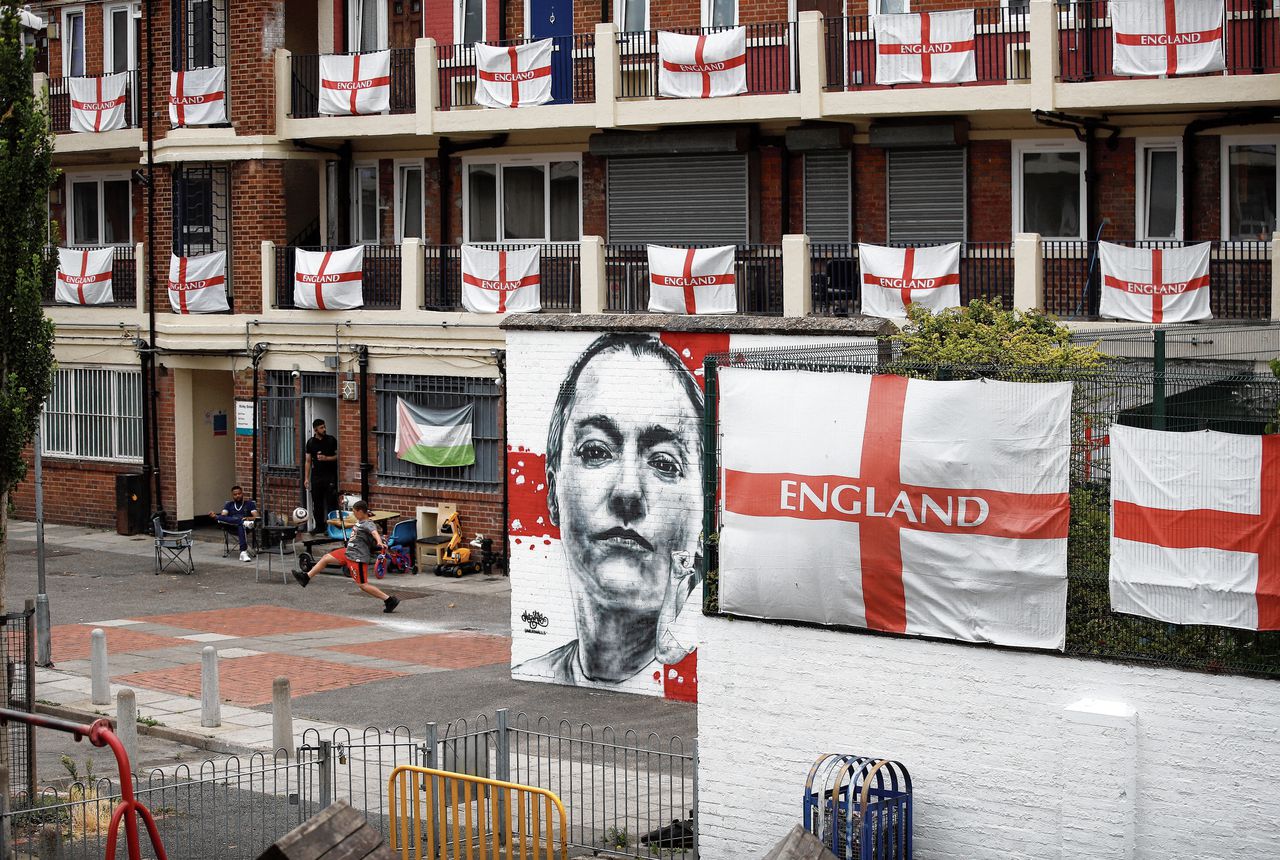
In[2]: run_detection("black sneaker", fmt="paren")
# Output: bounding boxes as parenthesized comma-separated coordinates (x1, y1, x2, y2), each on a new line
(293, 570, 310, 588)
(383, 596, 400, 614)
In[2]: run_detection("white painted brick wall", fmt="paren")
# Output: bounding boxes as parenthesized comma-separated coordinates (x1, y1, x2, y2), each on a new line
(699, 614, 1280, 860)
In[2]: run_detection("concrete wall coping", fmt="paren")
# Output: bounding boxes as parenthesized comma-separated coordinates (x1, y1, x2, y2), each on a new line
(499, 313, 893, 336)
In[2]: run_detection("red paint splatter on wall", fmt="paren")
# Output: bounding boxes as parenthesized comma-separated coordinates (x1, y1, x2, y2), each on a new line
(662, 650, 698, 702)
(660, 333, 731, 391)
(507, 446, 558, 543)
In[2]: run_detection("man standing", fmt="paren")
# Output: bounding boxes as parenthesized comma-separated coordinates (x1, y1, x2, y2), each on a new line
(210, 485, 258, 562)
(305, 418, 339, 535)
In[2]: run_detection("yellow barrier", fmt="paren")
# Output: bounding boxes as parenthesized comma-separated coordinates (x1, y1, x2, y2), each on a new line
(387, 765, 568, 860)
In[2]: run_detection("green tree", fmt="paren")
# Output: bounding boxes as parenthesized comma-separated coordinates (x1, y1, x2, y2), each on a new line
(0, 3, 57, 614)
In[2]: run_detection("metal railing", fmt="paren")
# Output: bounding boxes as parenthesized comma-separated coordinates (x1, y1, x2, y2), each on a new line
(47, 70, 142, 133)
(823, 8, 1031, 91)
(604, 243, 783, 315)
(274, 245, 403, 309)
(1059, 0, 1280, 82)
(422, 243, 581, 311)
(617, 21, 800, 98)
(289, 48, 416, 118)
(437, 35, 597, 109)
(42, 246, 137, 307)
(1, 611, 35, 807)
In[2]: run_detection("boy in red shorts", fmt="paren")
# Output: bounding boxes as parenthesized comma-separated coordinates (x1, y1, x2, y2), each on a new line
(294, 501, 400, 613)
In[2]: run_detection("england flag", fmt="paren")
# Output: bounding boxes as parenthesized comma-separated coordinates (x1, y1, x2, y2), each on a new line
(475, 39, 554, 108)
(647, 245, 738, 315)
(1099, 241, 1211, 323)
(1111, 0, 1225, 77)
(168, 251, 229, 314)
(658, 28, 747, 99)
(69, 73, 129, 133)
(319, 50, 391, 115)
(293, 246, 364, 310)
(874, 11, 977, 85)
(461, 245, 541, 314)
(56, 247, 115, 306)
(858, 242, 962, 318)
(169, 65, 227, 126)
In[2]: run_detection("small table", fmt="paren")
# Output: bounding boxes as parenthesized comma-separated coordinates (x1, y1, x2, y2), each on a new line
(326, 511, 400, 531)
(257, 524, 301, 584)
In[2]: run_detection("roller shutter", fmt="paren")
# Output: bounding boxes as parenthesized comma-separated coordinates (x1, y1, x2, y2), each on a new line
(607, 155, 748, 244)
(804, 150, 852, 242)
(887, 147, 966, 244)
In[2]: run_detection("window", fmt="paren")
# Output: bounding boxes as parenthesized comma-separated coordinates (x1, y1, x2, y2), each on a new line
(395, 161, 424, 242)
(703, 0, 736, 27)
(68, 175, 132, 246)
(615, 0, 647, 31)
(41, 367, 143, 462)
(104, 4, 137, 74)
(457, 0, 484, 43)
(263, 370, 297, 472)
(175, 0, 225, 71)
(1012, 140, 1085, 240)
(1222, 138, 1277, 241)
(1136, 140, 1182, 240)
(375, 374, 501, 492)
(464, 156, 581, 243)
(870, 0, 909, 13)
(349, 0, 387, 51)
(173, 163, 230, 257)
(62, 9, 85, 77)
(353, 164, 380, 244)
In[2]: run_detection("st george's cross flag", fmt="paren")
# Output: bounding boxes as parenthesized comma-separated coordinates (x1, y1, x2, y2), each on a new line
(1110, 425, 1279, 630)
(719, 370, 1072, 649)
(167, 251, 229, 314)
(395, 399, 476, 468)
(647, 245, 738, 314)
(461, 245, 541, 313)
(319, 50, 391, 115)
(293, 246, 364, 310)
(55, 247, 115, 305)
(874, 11, 976, 85)
(169, 65, 226, 126)
(858, 242, 962, 318)
(475, 39, 553, 108)
(69, 72, 129, 133)
(658, 28, 747, 99)
(1110, 0, 1225, 77)
(1098, 241, 1211, 323)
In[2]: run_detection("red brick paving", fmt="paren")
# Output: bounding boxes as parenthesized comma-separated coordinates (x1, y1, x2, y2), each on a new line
(52, 625, 180, 662)
(140, 605, 371, 637)
(330, 632, 511, 670)
(115, 653, 406, 706)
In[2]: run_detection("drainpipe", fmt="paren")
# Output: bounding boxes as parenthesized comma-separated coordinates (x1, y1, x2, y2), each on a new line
(358, 345, 371, 503)
(251, 343, 265, 518)
(144, 0, 162, 516)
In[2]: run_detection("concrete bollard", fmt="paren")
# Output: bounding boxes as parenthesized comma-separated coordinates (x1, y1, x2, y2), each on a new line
(200, 646, 221, 728)
(90, 628, 110, 705)
(116, 688, 138, 772)
(272, 676, 293, 758)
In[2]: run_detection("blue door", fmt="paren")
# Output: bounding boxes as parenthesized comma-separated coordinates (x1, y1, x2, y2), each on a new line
(529, 0, 572, 104)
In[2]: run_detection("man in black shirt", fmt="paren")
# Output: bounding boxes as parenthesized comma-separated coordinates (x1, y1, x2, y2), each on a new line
(304, 418, 339, 535)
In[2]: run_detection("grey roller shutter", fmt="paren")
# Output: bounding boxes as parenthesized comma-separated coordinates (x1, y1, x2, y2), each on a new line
(804, 150, 852, 242)
(887, 147, 966, 244)
(607, 155, 748, 244)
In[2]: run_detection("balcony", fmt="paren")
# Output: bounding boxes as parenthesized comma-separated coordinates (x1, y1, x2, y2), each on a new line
(288, 49, 416, 119)
(604, 244, 784, 315)
(421, 243, 581, 311)
(616, 22, 799, 99)
(46, 71, 142, 145)
(437, 35, 596, 110)
(273, 245, 403, 309)
(41, 245, 138, 308)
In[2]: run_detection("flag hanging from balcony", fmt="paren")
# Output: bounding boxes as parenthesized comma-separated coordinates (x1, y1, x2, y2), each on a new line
(874, 11, 976, 85)
(68, 72, 129, 133)
(55, 247, 115, 305)
(167, 250, 229, 314)
(293, 246, 365, 310)
(1110, 0, 1225, 77)
(719, 370, 1072, 649)
(1110, 425, 1279, 631)
(319, 50, 392, 115)
(858, 242, 961, 318)
(647, 245, 738, 314)
(169, 65, 226, 126)
(395, 399, 476, 468)
(657, 28, 747, 99)
(461, 245, 541, 313)
(475, 39, 554, 108)
(1098, 241, 1211, 323)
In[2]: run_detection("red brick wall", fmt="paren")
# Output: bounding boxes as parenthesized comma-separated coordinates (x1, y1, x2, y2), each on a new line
(11, 453, 137, 529)
(853, 143, 886, 242)
(230, 160, 289, 313)
(1096, 137, 1136, 241)
(969, 139, 1010, 242)
(583, 153, 606, 237)
(1189, 134, 1220, 241)
(229, 0, 287, 136)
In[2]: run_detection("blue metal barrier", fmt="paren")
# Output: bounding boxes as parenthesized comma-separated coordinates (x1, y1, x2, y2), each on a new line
(803, 754, 912, 860)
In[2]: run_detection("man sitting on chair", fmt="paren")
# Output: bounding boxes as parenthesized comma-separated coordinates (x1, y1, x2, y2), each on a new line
(210, 485, 258, 562)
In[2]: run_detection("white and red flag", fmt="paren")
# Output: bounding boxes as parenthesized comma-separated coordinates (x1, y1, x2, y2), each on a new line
(719, 370, 1072, 649)
(293, 246, 364, 310)
(461, 245, 541, 313)
(1099, 241, 1211, 323)
(167, 251, 229, 314)
(858, 242, 961, 318)
(68, 72, 129, 133)
(647, 245, 738, 314)
(658, 28, 747, 99)
(169, 65, 226, 126)
(475, 39, 553, 108)
(1110, 0, 1225, 77)
(874, 11, 976, 85)
(319, 50, 391, 116)
(1110, 425, 1279, 631)
(55, 247, 115, 305)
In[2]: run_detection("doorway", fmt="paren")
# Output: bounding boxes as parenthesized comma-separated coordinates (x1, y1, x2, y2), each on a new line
(529, 0, 572, 104)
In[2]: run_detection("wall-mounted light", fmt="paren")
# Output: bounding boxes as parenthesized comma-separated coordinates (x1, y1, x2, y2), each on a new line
(46, 21, 58, 41)
(49, 186, 63, 206)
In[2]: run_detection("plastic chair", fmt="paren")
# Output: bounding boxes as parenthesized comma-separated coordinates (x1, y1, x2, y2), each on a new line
(326, 509, 352, 542)
(153, 512, 195, 576)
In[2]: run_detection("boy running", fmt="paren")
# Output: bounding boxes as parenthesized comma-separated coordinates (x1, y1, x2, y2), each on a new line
(294, 501, 400, 613)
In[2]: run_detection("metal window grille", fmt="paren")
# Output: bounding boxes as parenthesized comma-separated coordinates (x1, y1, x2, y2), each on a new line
(173, 163, 232, 305)
(375, 374, 501, 492)
(171, 0, 226, 71)
(262, 370, 298, 472)
(40, 367, 143, 462)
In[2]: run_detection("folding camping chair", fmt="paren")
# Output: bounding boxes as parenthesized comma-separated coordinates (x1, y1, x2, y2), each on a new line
(153, 512, 195, 575)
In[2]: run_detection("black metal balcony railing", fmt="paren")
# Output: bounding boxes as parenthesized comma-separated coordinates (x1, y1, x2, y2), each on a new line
(289, 49, 415, 119)
(47, 70, 141, 133)
(1043, 240, 1273, 320)
(1059, 0, 1280, 82)
(823, 8, 1031, 91)
(617, 21, 800, 99)
(437, 34, 597, 110)
(810, 242, 1015, 317)
(421, 243, 581, 311)
(41, 245, 137, 307)
(603, 244, 783, 315)
(274, 245, 402, 309)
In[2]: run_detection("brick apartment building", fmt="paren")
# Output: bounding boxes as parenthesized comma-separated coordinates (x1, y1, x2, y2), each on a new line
(13, 0, 1280, 545)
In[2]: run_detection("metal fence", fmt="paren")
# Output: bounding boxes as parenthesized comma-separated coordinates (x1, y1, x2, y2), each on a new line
(47, 71, 141, 133)
(41, 246, 137, 307)
(421, 243, 581, 312)
(437, 34, 597, 109)
(617, 21, 799, 98)
(289, 49, 416, 118)
(1, 609, 34, 807)
(273, 245, 402, 309)
(605, 243, 783, 314)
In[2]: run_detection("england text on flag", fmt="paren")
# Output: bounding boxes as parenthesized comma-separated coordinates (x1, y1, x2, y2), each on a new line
(293, 246, 365, 310)
(1110, 0, 1225, 77)
(395, 399, 476, 468)
(657, 28, 747, 99)
(475, 39, 554, 108)
(1098, 241, 1212, 323)
(461, 244, 542, 314)
(68, 73, 129, 133)
(56, 247, 115, 306)
(167, 251, 229, 315)
(169, 66, 227, 126)
(1110, 425, 1279, 631)
(318, 50, 392, 116)
(874, 11, 977, 85)
(858, 242, 962, 318)
(647, 245, 738, 315)
(719, 370, 1072, 649)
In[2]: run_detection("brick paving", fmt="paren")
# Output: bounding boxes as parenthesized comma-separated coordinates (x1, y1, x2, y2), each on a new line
(52, 624, 182, 662)
(141, 605, 372, 637)
(329, 632, 511, 670)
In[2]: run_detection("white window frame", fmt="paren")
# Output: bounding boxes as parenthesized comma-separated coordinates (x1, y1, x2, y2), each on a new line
(1219, 134, 1279, 242)
(40, 367, 144, 463)
(455, 0, 486, 44)
(869, 0, 911, 15)
(461, 153, 583, 244)
(66, 171, 134, 247)
(348, 0, 388, 52)
(701, 0, 738, 28)
(1011, 139, 1087, 241)
(61, 7, 86, 78)
(613, 0, 649, 32)
(351, 162, 381, 245)
(393, 159, 425, 243)
(1135, 138, 1183, 241)
(103, 3, 138, 73)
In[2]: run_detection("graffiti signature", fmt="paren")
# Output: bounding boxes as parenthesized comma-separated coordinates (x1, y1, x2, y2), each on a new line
(521, 609, 549, 633)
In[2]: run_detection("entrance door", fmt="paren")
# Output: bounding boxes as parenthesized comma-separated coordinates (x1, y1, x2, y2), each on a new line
(389, 0, 422, 50)
(529, 0, 572, 104)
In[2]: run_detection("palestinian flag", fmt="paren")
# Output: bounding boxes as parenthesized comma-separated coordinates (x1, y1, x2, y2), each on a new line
(395, 398, 475, 468)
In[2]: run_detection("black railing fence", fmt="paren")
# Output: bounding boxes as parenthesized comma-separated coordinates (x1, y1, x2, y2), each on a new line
(421, 243, 581, 311)
(41, 245, 137, 307)
(437, 34, 596, 109)
(47, 70, 141, 132)
(274, 245, 402, 309)
(289, 48, 415, 118)
(604, 243, 784, 315)
(617, 21, 799, 98)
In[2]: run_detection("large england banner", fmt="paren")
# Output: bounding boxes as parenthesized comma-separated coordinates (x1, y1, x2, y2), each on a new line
(319, 50, 391, 115)
(461, 245, 541, 313)
(1110, 426, 1279, 631)
(858, 243, 961, 318)
(293, 246, 364, 310)
(647, 245, 738, 314)
(167, 251, 229, 314)
(475, 39, 553, 108)
(169, 65, 227, 126)
(874, 11, 977, 85)
(658, 28, 747, 99)
(719, 370, 1072, 649)
(1099, 241, 1211, 323)
(69, 73, 129, 133)
(56, 247, 115, 306)
(1110, 0, 1225, 77)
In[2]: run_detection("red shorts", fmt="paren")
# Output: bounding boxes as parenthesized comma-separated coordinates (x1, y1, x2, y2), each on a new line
(328, 548, 369, 585)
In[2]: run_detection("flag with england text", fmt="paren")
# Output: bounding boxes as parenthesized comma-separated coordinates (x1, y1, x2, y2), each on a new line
(1110, 0, 1224, 77)
(658, 28, 747, 98)
(874, 11, 976, 85)
(169, 65, 226, 126)
(719, 370, 1072, 649)
(395, 399, 475, 468)
(319, 50, 391, 115)
(476, 39, 553, 108)
(167, 251, 229, 314)
(69, 73, 128, 133)
(56, 247, 115, 305)
(461, 245, 542, 313)
(293, 246, 364, 310)
(1099, 241, 1211, 323)
(858, 242, 961, 318)
(647, 245, 737, 314)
